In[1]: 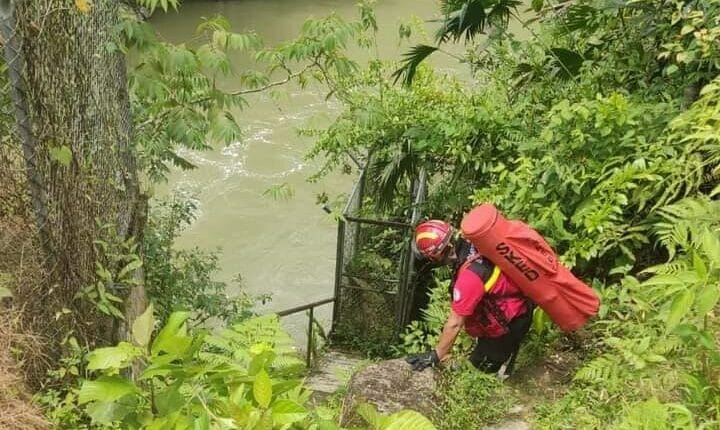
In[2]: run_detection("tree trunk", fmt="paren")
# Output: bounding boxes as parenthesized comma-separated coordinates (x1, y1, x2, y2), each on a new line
(10, 0, 146, 352)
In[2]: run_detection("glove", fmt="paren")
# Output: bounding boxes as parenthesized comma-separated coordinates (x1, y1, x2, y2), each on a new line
(405, 350, 440, 371)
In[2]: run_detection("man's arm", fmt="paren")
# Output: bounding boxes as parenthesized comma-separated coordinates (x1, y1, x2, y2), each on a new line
(435, 309, 466, 361)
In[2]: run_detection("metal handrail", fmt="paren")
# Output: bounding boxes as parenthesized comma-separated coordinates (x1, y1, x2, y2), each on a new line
(342, 215, 411, 229)
(276, 297, 335, 368)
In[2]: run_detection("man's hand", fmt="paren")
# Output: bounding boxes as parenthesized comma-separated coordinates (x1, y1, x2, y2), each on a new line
(405, 350, 440, 371)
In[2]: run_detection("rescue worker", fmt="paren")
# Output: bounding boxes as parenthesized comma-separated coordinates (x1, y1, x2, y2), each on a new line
(405, 220, 533, 374)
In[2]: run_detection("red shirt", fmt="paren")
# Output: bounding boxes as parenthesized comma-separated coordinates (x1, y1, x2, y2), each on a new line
(451, 264, 528, 338)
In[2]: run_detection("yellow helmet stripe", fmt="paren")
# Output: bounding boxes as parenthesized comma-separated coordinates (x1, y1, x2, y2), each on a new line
(416, 232, 439, 242)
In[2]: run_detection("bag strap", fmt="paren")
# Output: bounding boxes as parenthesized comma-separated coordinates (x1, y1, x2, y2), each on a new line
(448, 247, 524, 332)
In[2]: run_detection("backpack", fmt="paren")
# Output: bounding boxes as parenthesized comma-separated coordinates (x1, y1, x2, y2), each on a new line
(461, 204, 600, 332)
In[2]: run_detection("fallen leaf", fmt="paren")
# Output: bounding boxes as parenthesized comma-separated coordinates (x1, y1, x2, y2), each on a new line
(75, 0, 91, 13)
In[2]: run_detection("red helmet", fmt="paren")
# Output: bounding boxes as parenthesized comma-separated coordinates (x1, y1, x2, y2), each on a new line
(413, 220, 454, 261)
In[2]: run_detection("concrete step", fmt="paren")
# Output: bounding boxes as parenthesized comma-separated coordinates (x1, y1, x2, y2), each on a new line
(306, 350, 364, 396)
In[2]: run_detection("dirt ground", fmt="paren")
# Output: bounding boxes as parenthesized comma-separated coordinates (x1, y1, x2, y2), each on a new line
(0, 312, 49, 430)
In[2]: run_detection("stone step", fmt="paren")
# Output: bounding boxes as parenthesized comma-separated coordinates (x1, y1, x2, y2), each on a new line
(306, 350, 364, 396)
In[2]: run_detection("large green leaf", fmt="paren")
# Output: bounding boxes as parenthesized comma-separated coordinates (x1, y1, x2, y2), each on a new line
(666, 289, 695, 331)
(78, 376, 138, 405)
(317, 420, 342, 430)
(152, 311, 191, 356)
(701, 229, 720, 266)
(384, 410, 437, 430)
(193, 411, 210, 430)
(132, 303, 155, 348)
(85, 399, 135, 425)
(711, 183, 720, 198)
(695, 283, 720, 317)
(692, 251, 707, 279)
(86, 342, 143, 371)
(155, 382, 186, 416)
(117, 258, 142, 280)
(547, 48, 584, 80)
(252, 411, 273, 430)
(357, 403, 383, 429)
(642, 272, 700, 287)
(145, 411, 185, 430)
(271, 399, 307, 425)
(253, 369, 273, 408)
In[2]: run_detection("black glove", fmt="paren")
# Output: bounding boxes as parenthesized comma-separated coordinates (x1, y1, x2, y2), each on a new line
(405, 350, 440, 371)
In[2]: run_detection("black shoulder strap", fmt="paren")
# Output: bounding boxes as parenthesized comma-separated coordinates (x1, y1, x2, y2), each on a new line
(448, 247, 495, 298)
(465, 257, 495, 283)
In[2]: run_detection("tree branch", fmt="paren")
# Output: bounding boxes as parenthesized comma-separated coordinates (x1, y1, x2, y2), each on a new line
(230, 62, 315, 96)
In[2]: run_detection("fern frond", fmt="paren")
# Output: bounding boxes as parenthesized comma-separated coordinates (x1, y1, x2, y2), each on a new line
(574, 355, 623, 391)
(654, 197, 720, 259)
(270, 355, 305, 371)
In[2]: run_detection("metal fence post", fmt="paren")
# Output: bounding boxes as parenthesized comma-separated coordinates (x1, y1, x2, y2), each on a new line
(331, 219, 345, 336)
(306, 306, 314, 367)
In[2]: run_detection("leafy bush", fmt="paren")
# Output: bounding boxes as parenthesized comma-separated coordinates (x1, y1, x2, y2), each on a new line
(533, 193, 720, 428)
(396, 277, 474, 357)
(306, 0, 720, 427)
(75, 308, 314, 428)
(40, 305, 436, 429)
(356, 403, 437, 430)
(144, 195, 265, 325)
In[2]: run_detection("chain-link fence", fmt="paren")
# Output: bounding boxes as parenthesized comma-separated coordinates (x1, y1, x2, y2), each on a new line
(0, 3, 48, 286)
(0, 4, 58, 385)
(0, 1, 145, 385)
(330, 169, 426, 354)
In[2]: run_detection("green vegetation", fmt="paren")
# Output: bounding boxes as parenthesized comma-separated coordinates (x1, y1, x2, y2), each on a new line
(306, 0, 720, 427)
(1, 0, 719, 428)
(144, 196, 264, 325)
(75, 311, 309, 428)
(3, 0, 437, 428)
(435, 364, 512, 430)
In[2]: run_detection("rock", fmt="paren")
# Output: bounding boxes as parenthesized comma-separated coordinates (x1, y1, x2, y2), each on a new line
(340, 359, 436, 426)
(306, 351, 363, 404)
(484, 420, 531, 430)
(507, 404, 526, 415)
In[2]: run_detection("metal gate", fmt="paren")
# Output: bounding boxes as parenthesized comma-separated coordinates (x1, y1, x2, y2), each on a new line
(330, 169, 426, 353)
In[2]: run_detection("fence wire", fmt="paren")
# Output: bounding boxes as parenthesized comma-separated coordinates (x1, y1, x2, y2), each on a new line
(0, 2, 141, 383)
(0, 5, 46, 260)
(331, 169, 426, 352)
(0, 5, 60, 385)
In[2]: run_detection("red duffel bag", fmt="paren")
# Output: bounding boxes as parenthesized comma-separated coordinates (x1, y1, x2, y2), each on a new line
(461, 203, 600, 332)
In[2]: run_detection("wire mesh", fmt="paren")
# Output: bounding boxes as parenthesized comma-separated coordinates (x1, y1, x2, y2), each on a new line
(331, 169, 426, 353)
(0, 2, 142, 384)
(0, 7, 45, 262)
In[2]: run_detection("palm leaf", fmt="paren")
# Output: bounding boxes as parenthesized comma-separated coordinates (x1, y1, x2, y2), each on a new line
(366, 140, 421, 211)
(546, 48, 584, 80)
(396, 0, 520, 86)
(439, 0, 467, 15)
(392, 44, 439, 87)
(560, 4, 599, 34)
(487, 0, 522, 26)
(435, 0, 488, 44)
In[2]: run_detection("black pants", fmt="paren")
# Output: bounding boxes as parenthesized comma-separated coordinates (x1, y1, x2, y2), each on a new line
(469, 309, 533, 373)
